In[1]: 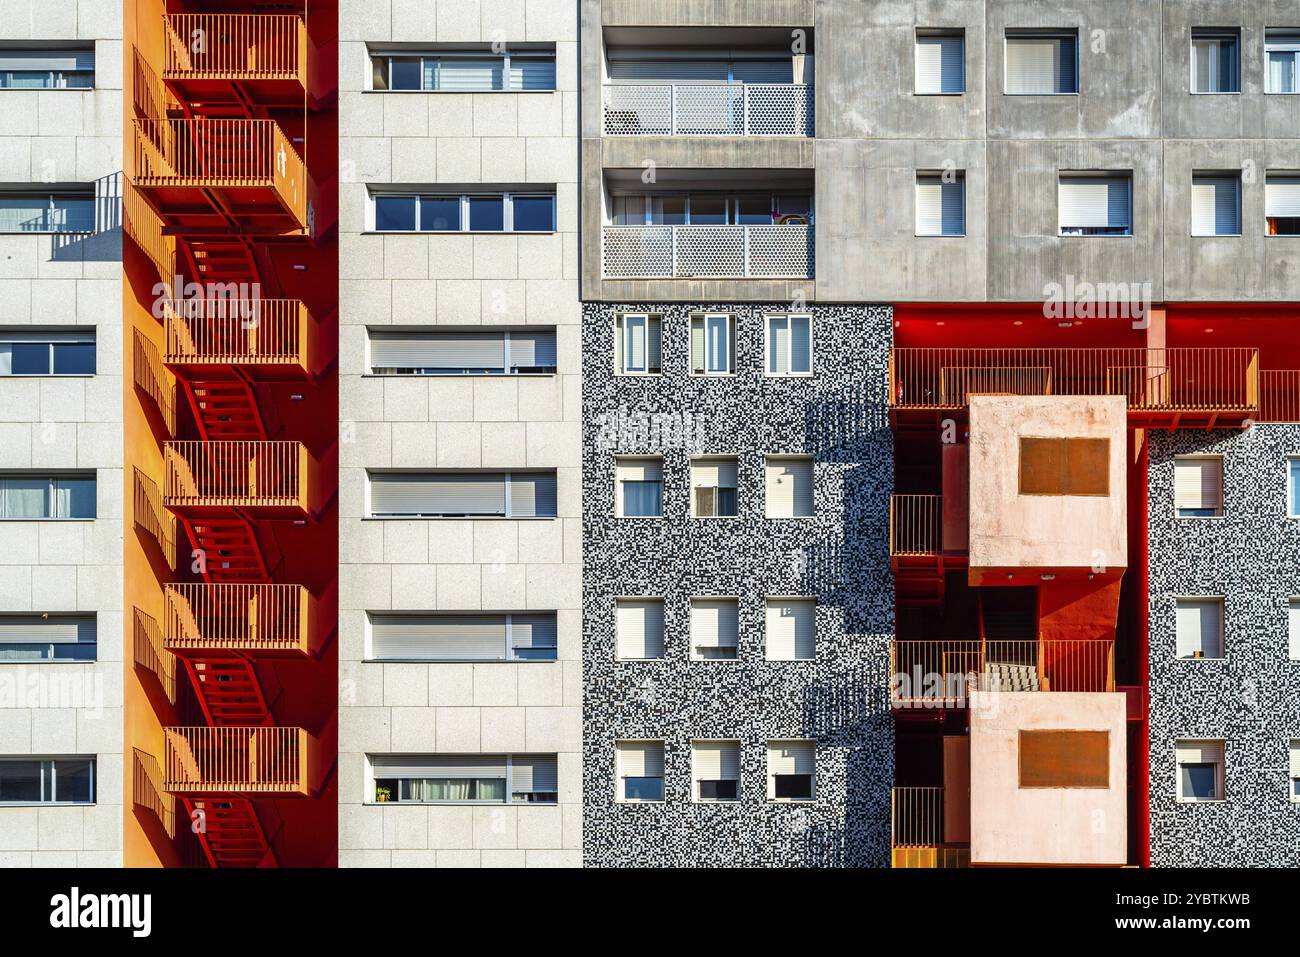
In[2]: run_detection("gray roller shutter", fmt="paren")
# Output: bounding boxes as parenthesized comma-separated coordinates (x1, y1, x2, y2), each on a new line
(508, 331, 557, 371)
(511, 614, 557, 652)
(509, 473, 558, 518)
(510, 57, 556, 90)
(0, 49, 94, 71)
(369, 473, 508, 517)
(1006, 34, 1076, 94)
(437, 58, 504, 91)
(372, 755, 507, 779)
(1058, 175, 1131, 231)
(369, 613, 507, 660)
(369, 331, 506, 373)
(1191, 174, 1241, 236)
(511, 755, 558, 794)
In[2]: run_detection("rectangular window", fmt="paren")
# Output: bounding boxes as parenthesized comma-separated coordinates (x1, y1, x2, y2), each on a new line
(915, 30, 965, 94)
(1005, 31, 1078, 94)
(1290, 458, 1300, 514)
(1191, 173, 1241, 236)
(368, 329, 556, 375)
(1289, 599, 1300, 661)
(0, 473, 95, 519)
(370, 192, 555, 232)
(692, 741, 740, 802)
(0, 614, 96, 662)
(690, 314, 734, 375)
(690, 457, 738, 518)
(767, 741, 814, 801)
(616, 741, 664, 802)
(615, 457, 662, 518)
(915, 172, 965, 237)
(616, 599, 664, 660)
(690, 598, 738, 660)
(1266, 31, 1300, 93)
(766, 599, 814, 661)
(0, 329, 95, 376)
(764, 455, 814, 518)
(1291, 740, 1300, 801)
(371, 754, 556, 804)
(766, 314, 812, 376)
(1191, 30, 1240, 93)
(1058, 174, 1132, 236)
(1175, 740, 1224, 801)
(614, 313, 662, 375)
(368, 472, 556, 518)
(1176, 598, 1224, 659)
(1018, 437, 1110, 496)
(0, 757, 94, 804)
(1174, 456, 1223, 517)
(367, 612, 556, 661)
(1266, 173, 1300, 235)
(370, 49, 556, 92)
(0, 187, 95, 233)
(1018, 730, 1110, 788)
(0, 48, 93, 89)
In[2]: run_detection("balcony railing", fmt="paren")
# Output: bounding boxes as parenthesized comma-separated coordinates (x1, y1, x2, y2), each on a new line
(602, 83, 813, 136)
(133, 467, 178, 570)
(1260, 370, 1300, 422)
(890, 639, 1116, 706)
(133, 329, 177, 436)
(164, 726, 309, 794)
(603, 224, 813, 279)
(891, 787, 969, 867)
(164, 440, 309, 511)
(889, 347, 1260, 413)
(890, 494, 943, 556)
(163, 299, 310, 369)
(133, 748, 176, 839)
(163, 13, 306, 81)
(165, 583, 311, 654)
(133, 608, 177, 705)
(132, 118, 307, 225)
(123, 184, 176, 290)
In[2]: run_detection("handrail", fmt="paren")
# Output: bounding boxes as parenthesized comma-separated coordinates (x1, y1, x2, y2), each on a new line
(163, 13, 305, 80)
(890, 639, 1117, 704)
(165, 582, 308, 652)
(133, 467, 178, 571)
(163, 299, 307, 366)
(602, 223, 814, 279)
(163, 440, 308, 509)
(890, 494, 943, 556)
(1260, 369, 1300, 422)
(131, 46, 176, 120)
(892, 786, 957, 848)
(132, 329, 177, 436)
(602, 81, 814, 136)
(889, 347, 1260, 412)
(133, 748, 177, 839)
(164, 726, 307, 793)
(133, 607, 176, 704)
(123, 184, 177, 289)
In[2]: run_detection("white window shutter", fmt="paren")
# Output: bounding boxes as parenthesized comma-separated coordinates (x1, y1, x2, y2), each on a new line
(1176, 599, 1222, 657)
(916, 34, 963, 94)
(768, 741, 815, 776)
(1266, 174, 1300, 217)
(1059, 176, 1131, 230)
(916, 175, 964, 236)
(691, 598, 738, 649)
(1288, 600, 1300, 660)
(765, 457, 813, 517)
(1191, 175, 1240, 236)
(1174, 457, 1223, 512)
(617, 599, 664, 659)
(1007, 35, 1074, 94)
(766, 599, 815, 660)
(617, 741, 664, 779)
(693, 741, 740, 781)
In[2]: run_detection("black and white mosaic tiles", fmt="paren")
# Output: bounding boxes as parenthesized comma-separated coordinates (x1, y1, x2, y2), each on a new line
(581, 302, 895, 867)
(1147, 425, 1300, 866)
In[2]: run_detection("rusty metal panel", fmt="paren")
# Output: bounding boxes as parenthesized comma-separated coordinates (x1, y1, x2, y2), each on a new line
(1018, 437, 1109, 496)
(1018, 729, 1110, 788)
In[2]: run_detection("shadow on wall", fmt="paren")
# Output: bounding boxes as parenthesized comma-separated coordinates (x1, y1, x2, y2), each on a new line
(50, 171, 123, 263)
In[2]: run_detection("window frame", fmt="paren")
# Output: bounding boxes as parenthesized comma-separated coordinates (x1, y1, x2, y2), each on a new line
(365, 470, 557, 520)
(765, 596, 816, 662)
(1265, 31, 1300, 94)
(914, 170, 967, 238)
(689, 455, 739, 519)
(369, 754, 557, 806)
(614, 597, 665, 661)
(1057, 171, 1133, 238)
(1174, 596, 1226, 661)
(614, 313, 662, 376)
(1190, 29, 1241, 95)
(1189, 172, 1242, 238)
(690, 312, 735, 377)
(689, 595, 740, 661)
(0, 188, 96, 235)
(1174, 740, 1226, 803)
(614, 455, 664, 519)
(1173, 454, 1224, 518)
(691, 739, 741, 804)
(367, 327, 557, 376)
(1266, 172, 1300, 235)
(0, 613, 97, 663)
(914, 28, 966, 96)
(368, 191, 556, 234)
(1291, 739, 1300, 802)
(1004, 30, 1079, 96)
(765, 314, 813, 377)
(370, 49, 557, 93)
(0, 472, 96, 521)
(364, 611, 557, 663)
(0, 48, 95, 91)
(764, 454, 815, 519)
(766, 740, 816, 803)
(0, 757, 95, 805)
(0, 329, 95, 377)
(1288, 457, 1300, 517)
(615, 740, 665, 804)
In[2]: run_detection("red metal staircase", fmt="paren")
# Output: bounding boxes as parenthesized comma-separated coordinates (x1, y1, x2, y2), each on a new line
(179, 515, 270, 582)
(182, 797, 275, 868)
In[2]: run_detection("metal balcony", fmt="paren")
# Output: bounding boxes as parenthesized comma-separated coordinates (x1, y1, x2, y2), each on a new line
(163, 299, 314, 377)
(602, 83, 813, 136)
(891, 787, 970, 868)
(162, 13, 307, 103)
(602, 224, 813, 279)
(164, 726, 312, 796)
(164, 583, 315, 657)
(163, 440, 312, 518)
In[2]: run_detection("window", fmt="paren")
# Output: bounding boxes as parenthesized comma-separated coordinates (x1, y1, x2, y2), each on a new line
(1191, 30, 1239, 94)
(1058, 174, 1132, 236)
(691, 457, 738, 518)
(0, 329, 94, 376)
(915, 172, 965, 237)
(915, 30, 964, 94)
(1176, 598, 1224, 659)
(767, 741, 814, 801)
(615, 457, 662, 518)
(615, 313, 661, 375)
(368, 329, 556, 375)
(690, 314, 734, 375)
(1291, 741, 1300, 801)
(1266, 31, 1300, 93)
(605, 51, 795, 84)
(766, 315, 812, 376)
(367, 612, 556, 661)
(1266, 173, 1300, 235)
(1289, 458, 1300, 515)
(690, 598, 738, 660)
(0, 758, 94, 804)
(1175, 740, 1224, 801)
(368, 472, 556, 518)
(0, 473, 95, 519)
(616, 599, 664, 660)
(371, 754, 556, 804)
(766, 599, 814, 661)
(692, 741, 740, 802)
(1018, 730, 1109, 787)
(371, 192, 555, 232)
(616, 741, 664, 802)
(0, 188, 94, 233)
(1005, 31, 1078, 94)
(370, 49, 556, 92)
(1191, 173, 1241, 236)
(612, 193, 811, 226)
(1174, 456, 1223, 517)
(0, 48, 93, 88)
(1289, 599, 1300, 661)
(1018, 437, 1110, 495)
(765, 455, 813, 518)
(0, 614, 96, 662)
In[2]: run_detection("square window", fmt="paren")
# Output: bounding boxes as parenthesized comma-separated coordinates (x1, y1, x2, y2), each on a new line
(692, 741, 741, 802)
(1176, 598, 1224, 659)
(915, 30, 965, 94)
(915, 172, 965, 237)
(766, 598, 815, 661)
(1058, 173, 1132, 237)
(767, 741, 815, 801)
(690, 314, 734, 375)
(1290, 599, 1300, 661)
(1191, 31, 1240, 93)
(616, 599, 664, 660)
(765, 455, 814, 518)
(374, 195, 416, 231)
(469, 196, 505, 231)
(1266, 31, 1300, 93)
(1174, 456, 1223, 516)
(616, 741, 664, 802)
(511, 195, 554, 232)
(1291, 740, 1300, 801)
(691, 457, 738, 518)
(418, 196, 460, 231)
(1267, 174, 1300, 235)
(615, 457, 662, 518)
(1005, 32, 1078, 94)
(766, 315, 812, 376)
(1176, 740, 1224, 801)
(690, 598, 738, 660)
(1191, 174, 1241, 236)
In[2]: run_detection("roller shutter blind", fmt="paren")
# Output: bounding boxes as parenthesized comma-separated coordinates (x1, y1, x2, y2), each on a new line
(915, 33, 964, 94)
(616, 599, 664, 659)
(1266, 174, 1300, 217)
(766, 599, 814, 660)
(765, 456, 813, 517)
(369, 613, 507, 660)
(0, 614, 95, 644)
(915, 174, 965, 236)
(768, 741, 814, 775)
(438, 58, 504, 91)
(370, 331, 507, 372)
(691, 458, 737, 488)
(372, 755, 508, 779)
(1058, 175, 1131, 231)
(730, 59, 793, 83)
(615, 459, 662, 482)
(1175, 599, 1223, 658)
(617, 741, 664, 778)
(1191, 175, 1240, 236)
(691, 599, 738, 649)
(1176, 740, 1223, 765)
(369, 472, 555, 518)
(509, 57, 556, 91)
(508, 331, 557, 371)
(509, 473, 557, 518)
(606, 57, 729, 82)
(1291, 741, 1300, 786)
(1174, 457, 1223, 514)
(510, 614, 557, 652)
(1006, 34, 1076, 94)
(693, 741, 740, 780)
(510, 755, 558, 795)
(0, 50, 94, 71)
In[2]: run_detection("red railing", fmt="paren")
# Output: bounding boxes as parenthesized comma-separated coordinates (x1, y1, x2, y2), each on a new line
(164, 726, 308, 794)
(889, 347, 1259, 412)
(164, 440, 308, 510)
(890, 639, 1116, 705)
(164, 299, 308, 367)
(1260, 370, 1300, 422)
(163, 13, 306, 81)
(890, 494, 943, 555)
(165, 583, 309, 653)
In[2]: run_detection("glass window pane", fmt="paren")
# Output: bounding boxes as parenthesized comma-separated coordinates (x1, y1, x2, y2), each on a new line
(1270, 50, 1297, 93)
(468, 196, 505, 231)
(768, 316, 788, 373)
(10, 342, 49, 374)
(613, 196, 644, 225)
(649, 196, 686, 225)
(736, 195, 772, 224)
(624, 315, 646, 372)
(388, 57, 422, 90)
(59, 477, 96, 519)
(418, 196, 460, 231)
(1181, 763, 1216, 800)
(775, 195, 811, 220)
(511, 195, 553, 232)
(54, 760, 93, 803)
(0, 760, 42, 801)
(623, 776, 663, 801)
(474, 778, 506, 801)
(0, 195, 52, 232)
(689, 195, 727, 225)
(0, 478, 49, 518)
(622, 480, 662, 517)
(790, 315, 812, 373)
(1292, 460, 1300, 515)
(52, 342, 94, 375)
(706, 316, 730, 372)
(374, 195, 417, 231)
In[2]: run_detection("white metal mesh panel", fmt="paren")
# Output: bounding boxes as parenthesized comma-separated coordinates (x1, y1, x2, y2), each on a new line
(603, 226, 673, 277)
(672, 84, 743, 134)
(602, 84, 672, 135)
(747, 225, 813, 277)
(602, 225, 814, 278)
(602, 84, 813, 136)
(676, 225, 745, 276)
(744, 84, 814, 135)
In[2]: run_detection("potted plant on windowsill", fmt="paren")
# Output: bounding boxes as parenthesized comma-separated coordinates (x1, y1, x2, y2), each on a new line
(375, 786, 392, 803)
